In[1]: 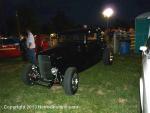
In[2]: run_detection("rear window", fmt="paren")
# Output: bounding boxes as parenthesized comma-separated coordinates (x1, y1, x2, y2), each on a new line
(59, 34, 84, 43)
(0, 38, 20, 45)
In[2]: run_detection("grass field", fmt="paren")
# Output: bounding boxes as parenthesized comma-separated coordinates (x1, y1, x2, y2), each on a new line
(0, 55, 141, 113)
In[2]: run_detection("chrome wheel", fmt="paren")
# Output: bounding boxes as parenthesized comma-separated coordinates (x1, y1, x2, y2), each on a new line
(72, 72, 79, 91)
(109, 52, 113, 63)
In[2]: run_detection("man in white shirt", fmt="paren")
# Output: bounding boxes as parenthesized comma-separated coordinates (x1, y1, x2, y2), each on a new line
(26, 30, 36, 64)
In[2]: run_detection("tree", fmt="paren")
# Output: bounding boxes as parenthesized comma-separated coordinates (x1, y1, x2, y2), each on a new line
(17, 6, 39, 33)
(51, 10, 74, 32)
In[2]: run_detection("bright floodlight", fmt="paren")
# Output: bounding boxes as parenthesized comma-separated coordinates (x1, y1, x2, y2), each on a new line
(102, 8, 114, 18)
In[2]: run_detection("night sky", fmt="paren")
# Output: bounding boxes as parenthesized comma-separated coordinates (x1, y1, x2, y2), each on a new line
(0, 0, 150, 32)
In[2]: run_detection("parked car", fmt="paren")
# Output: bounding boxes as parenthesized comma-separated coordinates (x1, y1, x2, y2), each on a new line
(22, 27, 114, 95)
(139, 34, 150, 113)
(0, 37, 21, 58)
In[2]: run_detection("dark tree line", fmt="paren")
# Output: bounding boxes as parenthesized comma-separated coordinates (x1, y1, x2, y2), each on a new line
(0, 3, 134, 36)
(0, 4, 75, 36)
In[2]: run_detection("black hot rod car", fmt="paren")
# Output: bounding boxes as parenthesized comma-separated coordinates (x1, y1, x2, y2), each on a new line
(22, 27, 113, 95)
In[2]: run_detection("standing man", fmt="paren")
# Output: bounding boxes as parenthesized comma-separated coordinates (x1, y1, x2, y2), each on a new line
(26, 29, 36, 64)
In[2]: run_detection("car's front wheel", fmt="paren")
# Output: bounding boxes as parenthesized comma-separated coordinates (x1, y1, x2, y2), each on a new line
(63, 67, 79, 95)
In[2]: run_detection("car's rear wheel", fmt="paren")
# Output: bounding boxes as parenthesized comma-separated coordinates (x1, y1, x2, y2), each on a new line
(103, 47, 113, 65)
(22, 64, 39, 85)
(63, 67, 79, 95)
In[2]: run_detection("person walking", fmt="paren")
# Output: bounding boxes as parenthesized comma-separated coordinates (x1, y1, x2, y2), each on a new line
(26, 29, 36, 64)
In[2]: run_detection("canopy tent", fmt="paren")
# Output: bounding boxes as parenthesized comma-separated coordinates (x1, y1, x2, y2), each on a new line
(135, 12, 150, 53)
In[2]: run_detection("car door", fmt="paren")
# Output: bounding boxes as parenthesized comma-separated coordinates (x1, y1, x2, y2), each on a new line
(140, 37, 150, 113)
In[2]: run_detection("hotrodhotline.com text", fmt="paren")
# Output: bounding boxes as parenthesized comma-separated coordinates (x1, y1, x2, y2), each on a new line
(0, 105, 79, 110)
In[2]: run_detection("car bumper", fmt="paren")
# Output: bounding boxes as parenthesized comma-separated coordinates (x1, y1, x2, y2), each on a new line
(0, 48, 21, 58)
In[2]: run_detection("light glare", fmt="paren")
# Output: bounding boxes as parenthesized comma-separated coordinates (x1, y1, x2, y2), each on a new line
(102, 8, 114, 18)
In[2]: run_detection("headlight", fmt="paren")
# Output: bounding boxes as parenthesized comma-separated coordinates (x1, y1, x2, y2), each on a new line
(51, 67, 58, 75)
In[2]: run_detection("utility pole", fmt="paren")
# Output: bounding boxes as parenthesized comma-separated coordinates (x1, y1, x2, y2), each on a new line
(16, 11, 21, 38)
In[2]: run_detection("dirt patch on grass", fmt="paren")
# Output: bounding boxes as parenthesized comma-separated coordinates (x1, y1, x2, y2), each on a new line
(107, 89, 114, 93)
(96, 89, 105, 96)
(106, 82, 112, 87)
(36, 111, 46, 113)
(16, 96, 22, 103)
(51, 86, 62, 91)
(117, 98, 127, 104)
(78, 87, 84, 91)
(89, 87, 95, 92)
(44, 100, 53, 105)
(123, 84, 128, 91)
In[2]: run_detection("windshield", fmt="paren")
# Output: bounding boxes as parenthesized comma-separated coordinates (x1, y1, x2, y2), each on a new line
(58, 34, 84, 44)
(0, 38, 20, 45)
